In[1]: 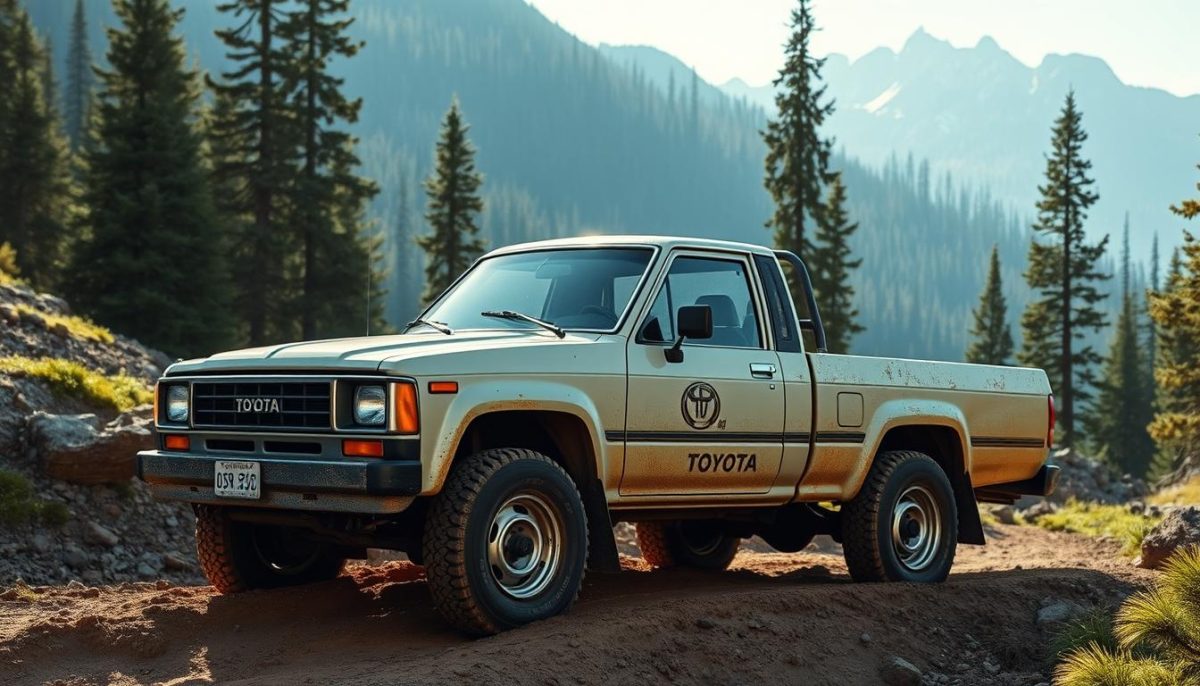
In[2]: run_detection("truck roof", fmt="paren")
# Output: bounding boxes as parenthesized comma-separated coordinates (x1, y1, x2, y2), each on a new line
(487, 234, 778, 258)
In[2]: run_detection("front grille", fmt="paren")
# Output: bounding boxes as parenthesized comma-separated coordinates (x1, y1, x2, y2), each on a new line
(192, 381, 332, 431)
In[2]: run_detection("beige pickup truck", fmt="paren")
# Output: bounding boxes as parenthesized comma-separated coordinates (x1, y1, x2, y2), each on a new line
(138, 236, 1058, 635)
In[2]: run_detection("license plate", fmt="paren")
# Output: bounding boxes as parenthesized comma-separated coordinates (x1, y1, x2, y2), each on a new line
(214, 461, 261, 500)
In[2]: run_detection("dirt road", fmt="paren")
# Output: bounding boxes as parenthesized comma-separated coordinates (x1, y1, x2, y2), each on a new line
(0, 524, 1152, 686)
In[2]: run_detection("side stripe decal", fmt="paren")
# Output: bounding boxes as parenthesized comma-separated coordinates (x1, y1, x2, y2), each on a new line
(604, 430, 864, 444)
(970, 436, 1045, 448)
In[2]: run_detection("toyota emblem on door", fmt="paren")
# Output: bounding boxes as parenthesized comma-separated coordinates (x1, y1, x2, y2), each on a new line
(681, 382, 720, 430)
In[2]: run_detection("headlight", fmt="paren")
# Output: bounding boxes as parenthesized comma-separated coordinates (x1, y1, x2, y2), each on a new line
(354, 386, 387, 426)
(166, 385, 189, 423)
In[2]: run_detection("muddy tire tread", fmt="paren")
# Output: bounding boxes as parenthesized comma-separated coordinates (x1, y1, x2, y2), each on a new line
(842, 450, 930, 582)
(194, 505, 248, 594)
(423, 448, 587, 635)
(634, 522, 676, 568)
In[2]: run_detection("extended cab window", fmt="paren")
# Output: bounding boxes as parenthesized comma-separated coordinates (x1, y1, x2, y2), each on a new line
(640, 256, 761, 349)
(423, 248, 654, 332)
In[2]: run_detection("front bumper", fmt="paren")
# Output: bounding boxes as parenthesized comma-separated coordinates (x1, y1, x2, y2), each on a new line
(137, 434, 423, 514)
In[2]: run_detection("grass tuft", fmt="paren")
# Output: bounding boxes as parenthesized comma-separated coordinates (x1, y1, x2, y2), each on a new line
(13, 304, 114, 344)
(0, 356, 151, 413)
(1052, 607, 1120, 659)
(1149, 475, 1200, 506)
(0, 469, 70, 528)
(1034, 499, 1162, 556)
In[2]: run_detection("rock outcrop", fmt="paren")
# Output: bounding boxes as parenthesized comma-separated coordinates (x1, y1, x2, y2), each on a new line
(27, 407, 154, 484)
(1136, 506, 1200, 569)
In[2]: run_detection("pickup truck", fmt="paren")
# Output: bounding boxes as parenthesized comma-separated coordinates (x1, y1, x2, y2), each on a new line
(138, 235, 1059, 635)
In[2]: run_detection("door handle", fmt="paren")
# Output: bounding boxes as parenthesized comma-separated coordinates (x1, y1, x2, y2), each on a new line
(750, 363, 777, 379)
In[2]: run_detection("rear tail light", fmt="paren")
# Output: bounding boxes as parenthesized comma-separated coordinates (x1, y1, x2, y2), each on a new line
(392, 382, 419, 434)
(1047, 394, 1056, 448)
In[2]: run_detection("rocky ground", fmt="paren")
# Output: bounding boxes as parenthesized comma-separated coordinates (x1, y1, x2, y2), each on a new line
(0, 280, 201, 587)
(0, 524, 1154, 686)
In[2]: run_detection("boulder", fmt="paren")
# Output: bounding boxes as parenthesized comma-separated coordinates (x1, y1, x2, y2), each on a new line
(1137, 506, 1200, 569)
(27, 410, 153, 484)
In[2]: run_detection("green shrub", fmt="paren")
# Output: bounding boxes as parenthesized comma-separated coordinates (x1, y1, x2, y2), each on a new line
(1035, 499, 1162, 556)
(1053, 607, 1120, 659)
(0, 469, 69, 527)
(1056, 546, 1200, 685)
(0, 356, 151, 412)
(13, 304, 114, 344)
(0, 242, 19, 285)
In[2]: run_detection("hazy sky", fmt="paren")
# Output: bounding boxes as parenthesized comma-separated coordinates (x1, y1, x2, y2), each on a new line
(524, 0, 1200, 97)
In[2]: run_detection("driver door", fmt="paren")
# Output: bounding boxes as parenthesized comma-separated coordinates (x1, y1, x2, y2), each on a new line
(620, 251, 785, 496)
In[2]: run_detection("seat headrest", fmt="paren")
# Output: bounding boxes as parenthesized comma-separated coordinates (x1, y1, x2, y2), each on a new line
(695, 294, 739, 327)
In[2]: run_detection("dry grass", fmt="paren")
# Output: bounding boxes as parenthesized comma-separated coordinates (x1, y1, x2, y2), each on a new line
(1034, 500, 1162, 557)
(0, 356, 150, 412)
(1149, 475, 1200, 506)
(13, 304, 114, 344)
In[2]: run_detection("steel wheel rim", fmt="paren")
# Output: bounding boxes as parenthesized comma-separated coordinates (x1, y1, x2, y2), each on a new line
(891, 485, 941, 572)
(679, 522, 724, 556)
(487, 492, 563, 599)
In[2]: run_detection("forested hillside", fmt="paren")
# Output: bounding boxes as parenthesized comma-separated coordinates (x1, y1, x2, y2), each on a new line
(28, 0, 1058, 360)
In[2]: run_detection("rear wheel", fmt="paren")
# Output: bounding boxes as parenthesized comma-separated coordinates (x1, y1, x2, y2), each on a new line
(635, 521, 740, 571)
(423, 448, 589, 635)
(841, 450, 958, 583)
(195, 505, 346, 593)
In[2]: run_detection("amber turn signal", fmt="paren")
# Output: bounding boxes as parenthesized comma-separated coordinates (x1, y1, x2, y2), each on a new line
(163, 434, 189, 451)
(393, 382, 420, 434)
(342, 439, 384, 458)
(428, 381, 458, 394)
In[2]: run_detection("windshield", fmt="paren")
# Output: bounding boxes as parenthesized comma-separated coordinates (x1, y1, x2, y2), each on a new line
(420, 248, 655, 333)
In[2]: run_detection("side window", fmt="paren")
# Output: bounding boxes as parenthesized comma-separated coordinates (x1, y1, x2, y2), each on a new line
(640, 256, 761, 349)
(754, 254, 802, 353)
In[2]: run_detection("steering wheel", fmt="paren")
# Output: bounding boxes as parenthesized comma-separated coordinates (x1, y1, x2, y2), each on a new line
(580, 305, 619, 327)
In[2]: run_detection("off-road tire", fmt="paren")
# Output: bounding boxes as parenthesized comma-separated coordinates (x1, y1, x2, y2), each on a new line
(422, 448, 589, 636)
(841, 450, 958, 583)
(635, 521, 740, 571)
(195, 505, 346, 594)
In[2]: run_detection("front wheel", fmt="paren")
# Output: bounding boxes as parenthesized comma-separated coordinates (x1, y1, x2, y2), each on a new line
(635, 521, 740, 571)
(422, 448, 589, 635)
(841, 450, 958, 583)
(195, 505, 346, 593)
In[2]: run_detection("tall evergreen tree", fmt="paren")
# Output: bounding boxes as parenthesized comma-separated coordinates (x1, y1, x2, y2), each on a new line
(965, 245, 1014, 365)
(763, 0, 834, 274)
(1086, 218, 1155, 476)
(419, 99, 484, 306)
(279, 0, 380, 339)
(1148, 231, 1160, 371)
(1148, 162, 1200, 478)
(811, 173, 862, 353)
(1018, 91, 1109, 447)
(67, 0, 232, 357)
(208, 0, 296, 345)
(0, 4, 74, 291)
(64, 0, 92, 148)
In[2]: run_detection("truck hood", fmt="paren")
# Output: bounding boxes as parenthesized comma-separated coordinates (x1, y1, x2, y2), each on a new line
(166, 330, 600, 376)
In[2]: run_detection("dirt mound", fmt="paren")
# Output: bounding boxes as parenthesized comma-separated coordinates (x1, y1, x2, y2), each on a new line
(0, 525, 1152, 686)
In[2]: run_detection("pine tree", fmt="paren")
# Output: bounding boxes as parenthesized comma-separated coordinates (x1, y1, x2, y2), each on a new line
(208, 0, 296, 345)
(1086, 218, 1155, 476)
(811, 173, 862, 353)
(66, 0, 233, 357)
(419, 99, 484, 306)
(763, 0, 834, 277)
(965, 245, 1014, 365)
(1018, 91, 1109, 447)
(279, 0, 380, 339)
(64, 0, 92, 148)
(0, 4, 74, 291)
(1148, 162, 1200, 471)
(1148, 232, 1160, 371)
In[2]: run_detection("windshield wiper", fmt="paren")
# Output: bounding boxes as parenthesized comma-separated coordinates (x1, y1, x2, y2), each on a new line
(481, 310, 565, 338)
(404, 318, 453, 335)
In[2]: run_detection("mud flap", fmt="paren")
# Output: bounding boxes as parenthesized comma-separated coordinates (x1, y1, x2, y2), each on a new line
(955, 471, 986, 545)
(582, 477, 621, 573)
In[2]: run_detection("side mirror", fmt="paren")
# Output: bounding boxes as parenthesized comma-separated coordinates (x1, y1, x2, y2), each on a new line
(665, 305, 712, 363)
(677, 305, 713, 340)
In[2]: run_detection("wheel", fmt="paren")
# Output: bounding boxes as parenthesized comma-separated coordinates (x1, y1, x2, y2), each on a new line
(841, 450, 958, 583)
(194, 505, 346, 593)
(422, 448, 589, 635)
(635, 521, 740, 571)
